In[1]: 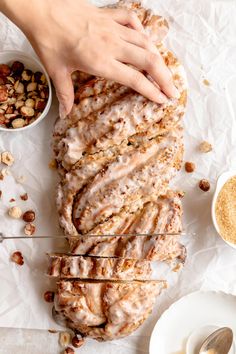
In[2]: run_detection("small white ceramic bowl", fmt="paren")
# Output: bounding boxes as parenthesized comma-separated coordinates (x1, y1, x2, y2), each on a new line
(212, 170, 236, 249)
(0, 50, 52, 132)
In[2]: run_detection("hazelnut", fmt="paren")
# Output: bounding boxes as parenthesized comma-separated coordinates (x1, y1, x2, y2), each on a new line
(1, 151, 15, 166)
(59, 332, 71, 348)
(14, 80, 24, 94)
(40, 86, 49, 99)
(33, 71, 46, 84)
(20, 193, 28, 201)
(0, 77, 6, 85)
(35, 98, 46, 111)
(27, 82, 37, 92)
(5, 106, 14, 114)
(21, 106, 35, 117)
(72, 336, 85, 348)
(22, 69, 32, 81)
(22, 210, 35, 222)
(25, 98, 35, 108)
(5, 113, 17, 120)
(24, 223, 36, 236)
(9, 198, 15, 203)
(15, 100, 24, 109)
(185, 162, 195, 173)
(10, 251, 24, 266)
(199, 141, 212, 153)
(8, 206, 22, 219)
(12, 118, 25, 129)
(64, 348, 75, 354)
(11, 61, 24, 76)
(7, 76, 15, 85)
(199, 179, 210, 192)
(0, 64, 11, 77)
(0, 85, 8, 102)
(44, 291, 55, 303)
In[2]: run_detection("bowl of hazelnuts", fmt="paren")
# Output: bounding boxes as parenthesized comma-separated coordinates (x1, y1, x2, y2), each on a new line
(0, 50, 52, 131)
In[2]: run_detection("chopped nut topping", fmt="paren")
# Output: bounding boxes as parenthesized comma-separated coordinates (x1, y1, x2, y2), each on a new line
(185, 161, 195, 173)
(203, 79, 210, 86)
(199, 141, 212, 153)
(24, 223, 36, 236)
(199, 179, 210, 192)
(10, 251, 24, 266)
(44, 291, 55, 303)
(22, 210, 35, 222)
(8, 206, 22, 219)
(59, 332, 71, 348)
(1, 151, 15, 166)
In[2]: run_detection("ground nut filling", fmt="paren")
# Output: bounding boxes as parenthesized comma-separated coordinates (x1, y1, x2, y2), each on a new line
(215, 176, 236, 244)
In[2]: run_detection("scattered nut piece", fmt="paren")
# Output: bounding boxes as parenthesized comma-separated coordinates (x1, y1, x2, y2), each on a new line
(9, 198, 15, 203)
(8, 206, 22, 219)
(185, 161, 196, 173)
(48, 329, 58, 334)
(59, 332, 71, 348)
(24, 223, 36, 236)
(10, 251, 24, 266)
(72, 336, 85, 349)
(0, 190, 2, 198)
(199, 179, 210, 192)
(20, 193, 28, 201)
(12, 118, 25, 129)
(44, 291, 55, 303)
(22, 210, 35, 222)
(199, 141, 212, 153)
(0, 167, 10, 180)
(1, 151, 15, 166)
(16, 175, 26, 184)
(64, 348, 75, 354)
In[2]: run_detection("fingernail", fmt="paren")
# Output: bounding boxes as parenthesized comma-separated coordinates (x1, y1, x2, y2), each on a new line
(59, 103, 67, 119)
(171, 86, 180, 99)
(158, 93, 168, 103)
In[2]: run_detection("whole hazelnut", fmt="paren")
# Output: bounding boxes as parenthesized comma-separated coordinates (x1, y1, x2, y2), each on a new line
(185, 162, 195, 173)
(72, 336, 85, 348)
(199, 179, 210, 192)
(22, 210, 35, 222)
(11, 61, 24, 76)
(44, 291, 55, 303)
(11, 251, 24, 266)
(0, 64, 11, 77)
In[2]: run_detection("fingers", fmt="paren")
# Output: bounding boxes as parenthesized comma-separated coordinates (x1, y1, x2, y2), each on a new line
(116, 42, 180, 99)
(118, 24, 156, 51)
(110, 9, 144, 32)
(50, 68, 74, 118)
(106, 60, 168, 104)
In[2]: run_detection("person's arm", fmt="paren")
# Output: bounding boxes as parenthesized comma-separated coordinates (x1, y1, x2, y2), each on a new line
(0, 0, 179, 117)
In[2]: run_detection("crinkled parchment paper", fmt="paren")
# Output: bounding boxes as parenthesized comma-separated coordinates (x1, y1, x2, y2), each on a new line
(0, 0, 236, 353)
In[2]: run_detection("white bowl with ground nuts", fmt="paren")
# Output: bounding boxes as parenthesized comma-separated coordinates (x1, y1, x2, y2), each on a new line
(0, 50, 52, 131)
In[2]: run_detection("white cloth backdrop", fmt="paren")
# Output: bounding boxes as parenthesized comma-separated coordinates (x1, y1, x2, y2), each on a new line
(0, 0, 236, 353)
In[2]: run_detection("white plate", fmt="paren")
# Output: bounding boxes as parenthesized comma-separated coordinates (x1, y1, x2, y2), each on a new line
(149, 291, 236, 354)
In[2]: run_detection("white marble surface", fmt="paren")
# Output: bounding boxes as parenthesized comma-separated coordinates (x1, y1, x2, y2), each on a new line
(1, 0, 236, 353)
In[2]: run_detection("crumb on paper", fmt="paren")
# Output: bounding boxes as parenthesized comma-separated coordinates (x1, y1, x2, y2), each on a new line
(16, 175, 26, 184)
(199, 141, 212, 153)
(59, 332, 71, 348)
(172, 263, 184, 272)
(199, 179, 210, 192)
(203, 79, 210, 86)
(1, 151, 15, 166)
(10, 251, 24, 266)
(9, 198, 15, 203)
(8, 206, 22, 219)
(48, 329, 58, 334)
(48, 158, 58, 170)
(20, 193, 28, 201)
(185, 161, 195, 173)
(72, 336, 85, 348)
(0, 190, 2, 198)
(44, 291, 55, 303)
(24, 223, 36, 236)
(0, 167, 11, 180)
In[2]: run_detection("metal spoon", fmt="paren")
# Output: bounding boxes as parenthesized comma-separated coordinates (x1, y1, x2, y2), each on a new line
(199, 327, 233, 354)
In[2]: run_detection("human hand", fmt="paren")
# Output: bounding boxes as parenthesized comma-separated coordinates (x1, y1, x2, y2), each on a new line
(1, 0, 180, 117)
